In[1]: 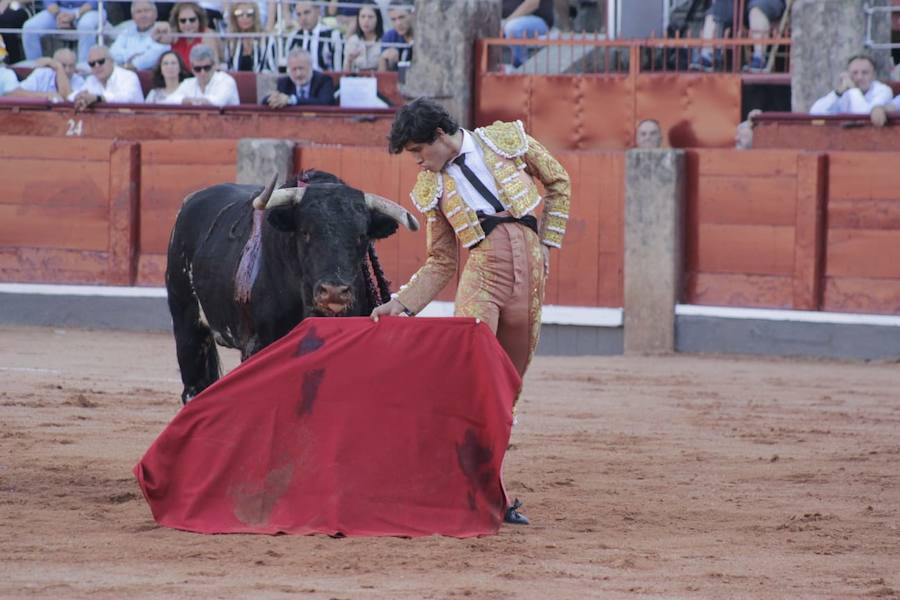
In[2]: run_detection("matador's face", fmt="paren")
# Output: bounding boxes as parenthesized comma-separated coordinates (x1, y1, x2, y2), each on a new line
(403, 129, 456, 173)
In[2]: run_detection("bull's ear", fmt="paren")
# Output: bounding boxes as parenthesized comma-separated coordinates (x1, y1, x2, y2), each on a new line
(267, 204, 296, 232)
(368, 211, 400, 240)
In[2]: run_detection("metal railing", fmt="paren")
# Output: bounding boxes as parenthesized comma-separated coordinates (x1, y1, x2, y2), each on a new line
(479, 35, 792, 77)
(864, 2, 900, 50)
(0, 0, 411, 68)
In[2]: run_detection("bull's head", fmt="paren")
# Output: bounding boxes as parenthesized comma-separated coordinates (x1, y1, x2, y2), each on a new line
(253, 179, 418, 317)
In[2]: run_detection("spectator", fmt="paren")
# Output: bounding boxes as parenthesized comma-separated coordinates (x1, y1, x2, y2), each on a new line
(226, 0, 276, 31)
(145, 49, 189, 102)
(198, 0, 225, 30)
(262, 47, 334, 107)
(635, 119, 662, 149)
(22, 0, 108, 66)
(167, 2, 221, 67)
(870, 97, 899, 127)
(69, 45, 144, 110)
(502, 0, 554, 68)
(7, 47, 83, 101)
(0, 0, 30, 64)
(689, 0, 785, 72)
(110, 1, 171, 70)
(165, 43, 238, 105)
(224, 1, 276, 72)
(379, 1, 413, 71)
(735, 109, 761, 149)
(326, 0, 358, 36)
(343, 3, 383, 72)
(0, 58, 18, 96)
(734, 121, 752, 149)
(287, 1, 343, 72)
(810, 55, 893, 115)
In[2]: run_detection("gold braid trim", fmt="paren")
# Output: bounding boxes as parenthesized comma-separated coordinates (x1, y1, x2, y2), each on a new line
(410, 170, 442, 213)
(474, 120, 528, 159)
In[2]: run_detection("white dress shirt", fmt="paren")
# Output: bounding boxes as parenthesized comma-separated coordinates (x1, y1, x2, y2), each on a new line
(20, 67, 85, 94)
(0, 67, 19, 96)
(165, 71, 240, 106)
(109, 21, 171, 70)
(810, 80, 894, 115)
(67, 66, 145, 103)
(444, 129, 503, 215)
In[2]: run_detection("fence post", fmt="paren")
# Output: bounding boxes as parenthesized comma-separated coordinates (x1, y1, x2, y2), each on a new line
(107, 140, 140, 285)
(236, 138, 296, 187)
(792, 152, 828, 310)
(624, 149, 685, 354)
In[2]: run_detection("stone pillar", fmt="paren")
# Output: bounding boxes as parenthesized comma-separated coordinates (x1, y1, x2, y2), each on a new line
(236, 139, 296, 186)
(401, 0, 501, 127)
(623, 150, 685, 354)
(791, 0, 892, 113)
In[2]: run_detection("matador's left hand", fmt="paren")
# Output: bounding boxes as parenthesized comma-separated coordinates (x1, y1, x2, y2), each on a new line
(542, 245, 550, 278)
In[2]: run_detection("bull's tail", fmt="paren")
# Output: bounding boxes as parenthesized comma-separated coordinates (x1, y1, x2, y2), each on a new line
(166, 244, 222, 404)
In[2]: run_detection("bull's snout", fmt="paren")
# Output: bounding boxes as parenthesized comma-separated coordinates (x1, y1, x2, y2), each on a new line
(314, 281, 353, 316)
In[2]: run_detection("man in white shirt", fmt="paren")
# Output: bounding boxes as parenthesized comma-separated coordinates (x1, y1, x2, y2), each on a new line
(166, 43, 239, 106)
(286, 1, 343, 72)
(109, 1, 170, 70)
(69, 45, 145, 110)
(0, 61, 19, 96)
(7, 48, 84, 102)
(810, 54, 893, 115)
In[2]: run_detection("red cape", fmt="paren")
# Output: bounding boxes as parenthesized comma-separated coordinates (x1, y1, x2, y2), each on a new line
(134, 317, 521, 537)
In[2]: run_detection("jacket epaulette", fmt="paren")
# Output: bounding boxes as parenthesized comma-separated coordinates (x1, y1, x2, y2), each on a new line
(409, 170, 442, 213)
(474, 120, 528, 159)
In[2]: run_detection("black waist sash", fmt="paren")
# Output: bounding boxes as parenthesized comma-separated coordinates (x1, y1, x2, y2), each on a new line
(474, 211, 538, 247)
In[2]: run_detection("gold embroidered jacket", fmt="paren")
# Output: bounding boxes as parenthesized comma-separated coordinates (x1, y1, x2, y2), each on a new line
(396, 120, 571, 314)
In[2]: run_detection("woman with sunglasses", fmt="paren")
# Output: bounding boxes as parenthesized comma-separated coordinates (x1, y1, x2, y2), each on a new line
(168, 2, 221, 68)
(146, 50, 191, 103)
(342, 3, 383, 73)
(224, 2, 276, 73)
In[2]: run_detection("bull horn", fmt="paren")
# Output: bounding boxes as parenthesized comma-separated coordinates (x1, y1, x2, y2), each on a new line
(266, 187, 307, 209)
(364, 193, 420, 231)
(251, 173, 279, 210)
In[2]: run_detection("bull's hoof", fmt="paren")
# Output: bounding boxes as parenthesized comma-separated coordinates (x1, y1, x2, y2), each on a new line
(504, 499, 530, 525)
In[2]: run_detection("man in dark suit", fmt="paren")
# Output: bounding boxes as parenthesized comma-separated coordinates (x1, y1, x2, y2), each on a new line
(262, 48, 335, 108)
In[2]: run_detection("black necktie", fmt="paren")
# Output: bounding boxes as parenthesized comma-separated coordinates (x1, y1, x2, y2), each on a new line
(452, 154, 504, 213)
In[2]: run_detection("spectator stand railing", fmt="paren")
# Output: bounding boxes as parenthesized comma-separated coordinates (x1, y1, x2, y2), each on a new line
(0, 0, 411, 70)
(478, 35, 792, 77)
(865, 1, 900, 50)
(475, 35, 791, 150)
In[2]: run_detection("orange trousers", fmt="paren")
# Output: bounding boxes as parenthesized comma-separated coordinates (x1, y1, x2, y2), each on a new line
(454, 222, 546, 379)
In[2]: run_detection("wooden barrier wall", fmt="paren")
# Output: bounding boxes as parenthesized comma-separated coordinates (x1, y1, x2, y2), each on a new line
(2, 137, 899, 316)
(824, 153, 900, 314)
(136, 140, 237, 285)
(0, 137, 139, 285)
(684, 149, 826, 310)
(475, 73, 742, 150)
(684, 149, 900, 315)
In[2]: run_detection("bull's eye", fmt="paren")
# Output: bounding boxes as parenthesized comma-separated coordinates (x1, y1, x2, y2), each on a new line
(303, 232, 311, 244)
(358, 234, 367, 247)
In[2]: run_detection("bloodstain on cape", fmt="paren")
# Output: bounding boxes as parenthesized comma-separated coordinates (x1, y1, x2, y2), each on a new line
(134, 317, 521, 537)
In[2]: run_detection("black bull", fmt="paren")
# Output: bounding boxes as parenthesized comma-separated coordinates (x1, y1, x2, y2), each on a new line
(165, 171, 419, 403)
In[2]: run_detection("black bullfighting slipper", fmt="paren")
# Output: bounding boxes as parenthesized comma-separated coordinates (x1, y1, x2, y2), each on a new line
(504, 498, 530, 525)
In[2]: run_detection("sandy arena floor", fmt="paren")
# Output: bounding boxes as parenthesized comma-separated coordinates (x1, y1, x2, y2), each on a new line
(0, 325, 898, 599)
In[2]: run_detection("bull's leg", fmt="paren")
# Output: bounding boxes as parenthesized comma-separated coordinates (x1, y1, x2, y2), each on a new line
(166, 264, 222, 404)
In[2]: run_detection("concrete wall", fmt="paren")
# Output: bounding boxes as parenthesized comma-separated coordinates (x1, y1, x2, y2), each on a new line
(791, 0, 892, 113)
